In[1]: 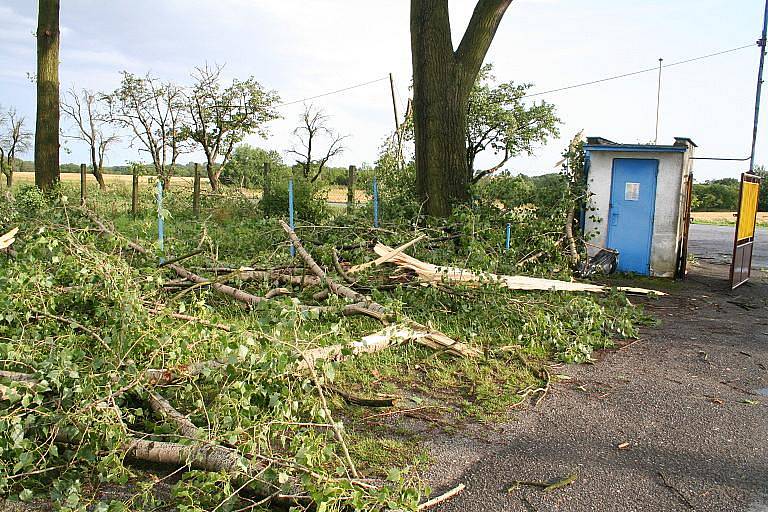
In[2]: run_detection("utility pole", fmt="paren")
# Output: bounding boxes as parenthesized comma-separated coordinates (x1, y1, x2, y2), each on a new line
(654, 58, 663, 144)
(388, 72, 400, 134)
(749, 0, 768, 172)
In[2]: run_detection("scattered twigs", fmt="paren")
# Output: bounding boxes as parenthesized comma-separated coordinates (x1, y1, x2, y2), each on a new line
(31, 307, 115, 356)
(417, 483, 466, 510)
(85, 210, 269, 307)
(325, 385, 397, 408)
(508, 473, 578, 492)
(148, 307, 232, 332)
(657, 471, 694, 509)
(294, 340, 360, 479)
(158, 248, 204, 268)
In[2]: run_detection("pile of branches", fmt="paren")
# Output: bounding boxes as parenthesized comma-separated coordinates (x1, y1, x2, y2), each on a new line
(0, 197, 657, 510)
(0, 208, 485, 511)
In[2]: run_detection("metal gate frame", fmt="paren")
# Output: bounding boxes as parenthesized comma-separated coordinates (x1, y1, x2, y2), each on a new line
(730, 173, 762, 289)
(676, 173, 694, 279)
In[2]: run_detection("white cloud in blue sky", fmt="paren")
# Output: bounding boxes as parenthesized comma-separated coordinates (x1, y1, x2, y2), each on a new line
(0, 0, 766, 180)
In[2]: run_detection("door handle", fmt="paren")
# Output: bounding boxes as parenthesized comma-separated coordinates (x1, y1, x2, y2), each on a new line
(610, 212, 619, 226)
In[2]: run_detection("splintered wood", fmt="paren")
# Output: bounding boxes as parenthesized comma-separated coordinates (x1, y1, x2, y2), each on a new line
(298, 323, 481, 371)
(372, 243, 665, 296)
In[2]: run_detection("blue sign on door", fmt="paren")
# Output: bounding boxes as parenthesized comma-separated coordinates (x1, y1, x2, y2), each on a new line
(607, 159, 658, 275)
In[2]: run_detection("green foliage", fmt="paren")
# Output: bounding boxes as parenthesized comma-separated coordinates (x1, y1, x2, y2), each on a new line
(692, 179, 740, 211)
(259, 174, 329, 224)
(13, 185, 47, 215)
(467, 64, 560, 180)
(221, 144, 286, 188)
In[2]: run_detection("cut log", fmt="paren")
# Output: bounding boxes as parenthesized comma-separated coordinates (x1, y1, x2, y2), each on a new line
(372, 243, 665, 296)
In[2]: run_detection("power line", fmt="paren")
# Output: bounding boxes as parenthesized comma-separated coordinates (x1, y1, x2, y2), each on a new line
(522, 43, 756, 99)
(275, 76, 389, 107)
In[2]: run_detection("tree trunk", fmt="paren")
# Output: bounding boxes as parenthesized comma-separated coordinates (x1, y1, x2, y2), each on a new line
(410, 0, 513, 217)
(91, 146, 106, 190)
(206, 162, 219, 192)
(34, 0, 60, 192)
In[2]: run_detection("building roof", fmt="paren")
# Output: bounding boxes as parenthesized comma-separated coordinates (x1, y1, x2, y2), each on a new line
(584, 136, 695, 154)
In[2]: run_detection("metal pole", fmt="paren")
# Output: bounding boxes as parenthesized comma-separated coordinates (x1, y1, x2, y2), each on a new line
(288, 177, 295, 257)
(156, 180, 164, 264)
(750, 0, 768, 172)
(372, 176, 379, 228)
(655, 58, 663, 144)
(505, 223, 511, 251)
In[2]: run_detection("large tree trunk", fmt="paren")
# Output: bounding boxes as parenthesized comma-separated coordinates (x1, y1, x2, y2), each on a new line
(410, 0, 513, 217)
(34, 0, 60, 192)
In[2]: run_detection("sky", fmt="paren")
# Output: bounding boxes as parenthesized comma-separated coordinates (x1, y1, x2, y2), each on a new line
(0, 0, 767, 182)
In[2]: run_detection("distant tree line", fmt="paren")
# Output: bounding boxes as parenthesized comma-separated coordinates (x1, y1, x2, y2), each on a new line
(692, 167, 768, 212)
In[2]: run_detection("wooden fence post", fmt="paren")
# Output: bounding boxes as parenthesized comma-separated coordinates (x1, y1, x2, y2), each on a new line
(193, 163, 201, 216)
(263, 162, 271, 198)
(347, 165, 356, 212)
(80, 163, 87, 205)
(131, 165, 139, 218)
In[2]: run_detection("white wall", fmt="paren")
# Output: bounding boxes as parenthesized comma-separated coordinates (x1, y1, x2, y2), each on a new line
(585, 150, 686, 277)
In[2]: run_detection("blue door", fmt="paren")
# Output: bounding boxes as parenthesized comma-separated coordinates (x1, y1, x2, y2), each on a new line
(607, 159, 658, 275)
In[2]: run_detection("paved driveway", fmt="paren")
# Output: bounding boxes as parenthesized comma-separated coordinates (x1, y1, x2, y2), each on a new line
(424, 262, 768, 512)
(688, 224, 768, 269)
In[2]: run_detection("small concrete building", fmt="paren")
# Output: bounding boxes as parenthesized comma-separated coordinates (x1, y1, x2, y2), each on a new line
(582, 137, 696, 277)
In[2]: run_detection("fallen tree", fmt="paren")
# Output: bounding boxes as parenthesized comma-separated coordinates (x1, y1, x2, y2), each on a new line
(371, 242, 665, 296)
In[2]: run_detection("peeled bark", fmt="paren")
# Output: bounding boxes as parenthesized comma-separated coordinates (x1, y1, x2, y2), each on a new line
(410, 0, 513, 216)
(34, 0, 60, 192)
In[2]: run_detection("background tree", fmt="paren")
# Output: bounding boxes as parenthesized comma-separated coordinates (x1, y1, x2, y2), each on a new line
(288, 104, 346, 183)
(106, 72, 188, 189)
(221, 144, 284, 188)
(0, 108, 33, 188)
(753, 165, 768, 211)
(184, 65, 280, 191)
(35, 0, 60, 191)
(61, 87, 119, 190)
(467, 64, 559, 183)
(411, 0, 513, 216)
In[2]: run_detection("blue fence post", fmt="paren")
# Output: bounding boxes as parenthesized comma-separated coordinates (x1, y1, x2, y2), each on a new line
(505, 223, 511, 251)
(288, 177, 295, 257)
(156, 180, 165, 264)
(372, 176, 379, 228)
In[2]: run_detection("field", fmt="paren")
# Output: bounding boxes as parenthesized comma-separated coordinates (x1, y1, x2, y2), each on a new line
(692, 211, 768, 227)
(12, 171, 369, 203)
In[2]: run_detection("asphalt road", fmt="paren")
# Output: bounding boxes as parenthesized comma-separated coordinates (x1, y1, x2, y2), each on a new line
(688, 224, 768, 268)
(424, 262, 768, 512)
